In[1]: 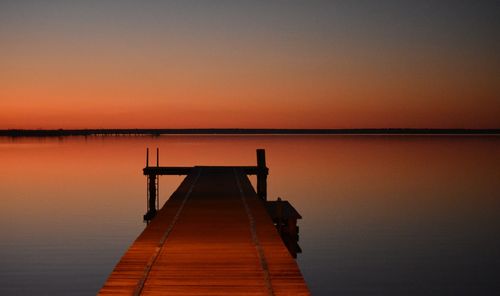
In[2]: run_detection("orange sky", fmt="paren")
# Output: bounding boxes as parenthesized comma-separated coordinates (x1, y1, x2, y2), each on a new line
(1, 1, 499, 129)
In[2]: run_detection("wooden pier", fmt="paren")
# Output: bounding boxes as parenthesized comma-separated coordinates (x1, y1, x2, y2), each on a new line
(99, 149, 309, 295)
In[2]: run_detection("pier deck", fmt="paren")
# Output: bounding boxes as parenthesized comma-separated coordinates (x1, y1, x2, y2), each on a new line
(99, 166, 309, 295)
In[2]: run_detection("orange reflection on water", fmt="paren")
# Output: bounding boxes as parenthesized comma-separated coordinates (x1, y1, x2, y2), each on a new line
(1, 135, 498, 215)
(1, 135, 499, 295)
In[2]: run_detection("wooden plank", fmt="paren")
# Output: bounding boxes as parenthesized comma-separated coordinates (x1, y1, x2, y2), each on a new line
(143, 167, 193, 175)
(100, 167, 309, 295)
(142, 166, 268, 176)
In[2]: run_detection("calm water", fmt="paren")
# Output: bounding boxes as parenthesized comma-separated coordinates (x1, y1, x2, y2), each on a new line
(0, 135, 499, 295)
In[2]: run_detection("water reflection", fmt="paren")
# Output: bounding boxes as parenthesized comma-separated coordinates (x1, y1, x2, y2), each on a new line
(0, 135, 499, 295)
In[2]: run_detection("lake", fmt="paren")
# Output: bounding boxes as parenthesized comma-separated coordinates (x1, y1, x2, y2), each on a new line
(0, 135, 499, 295)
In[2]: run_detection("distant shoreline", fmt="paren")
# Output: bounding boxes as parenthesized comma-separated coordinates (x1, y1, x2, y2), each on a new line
(0, 128, 499, 137)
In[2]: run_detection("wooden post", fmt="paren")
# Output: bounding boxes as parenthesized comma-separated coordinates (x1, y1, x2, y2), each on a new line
(156, 147, 159, 167)
(256, 149, 267, 201)
(144, 148, 157, 221)
(156, 148, 159, 210)
(148, 174, 157, 214)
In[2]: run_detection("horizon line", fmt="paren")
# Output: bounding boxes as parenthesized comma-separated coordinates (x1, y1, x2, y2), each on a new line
(1, 128, 499, 137)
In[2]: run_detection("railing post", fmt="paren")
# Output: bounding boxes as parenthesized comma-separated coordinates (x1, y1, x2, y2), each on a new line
(156, 148, 159, 212)
(144, 147, 157, 221)
(256, 149, 268, 201)
(148, 175, 156, 213)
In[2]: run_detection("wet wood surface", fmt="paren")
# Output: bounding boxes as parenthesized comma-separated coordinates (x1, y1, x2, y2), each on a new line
(99, 167, 309, 295)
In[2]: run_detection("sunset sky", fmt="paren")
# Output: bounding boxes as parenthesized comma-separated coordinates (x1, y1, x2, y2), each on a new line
(1, 0, 499, 129)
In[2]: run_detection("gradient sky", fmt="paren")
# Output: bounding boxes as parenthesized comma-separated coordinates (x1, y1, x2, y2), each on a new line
(1, 0, 499, 129)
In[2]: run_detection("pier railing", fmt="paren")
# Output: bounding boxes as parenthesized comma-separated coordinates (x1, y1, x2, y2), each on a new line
(143, 148, 269, 221)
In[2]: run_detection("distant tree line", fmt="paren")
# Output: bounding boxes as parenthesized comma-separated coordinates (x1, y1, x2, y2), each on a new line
(0, 128, 498, 137)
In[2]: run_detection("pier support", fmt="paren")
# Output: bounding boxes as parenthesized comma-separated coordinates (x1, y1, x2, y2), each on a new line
(144, 174, 157, 221)
(144, 148, 159, 222)
(256, 149, 268, 201)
